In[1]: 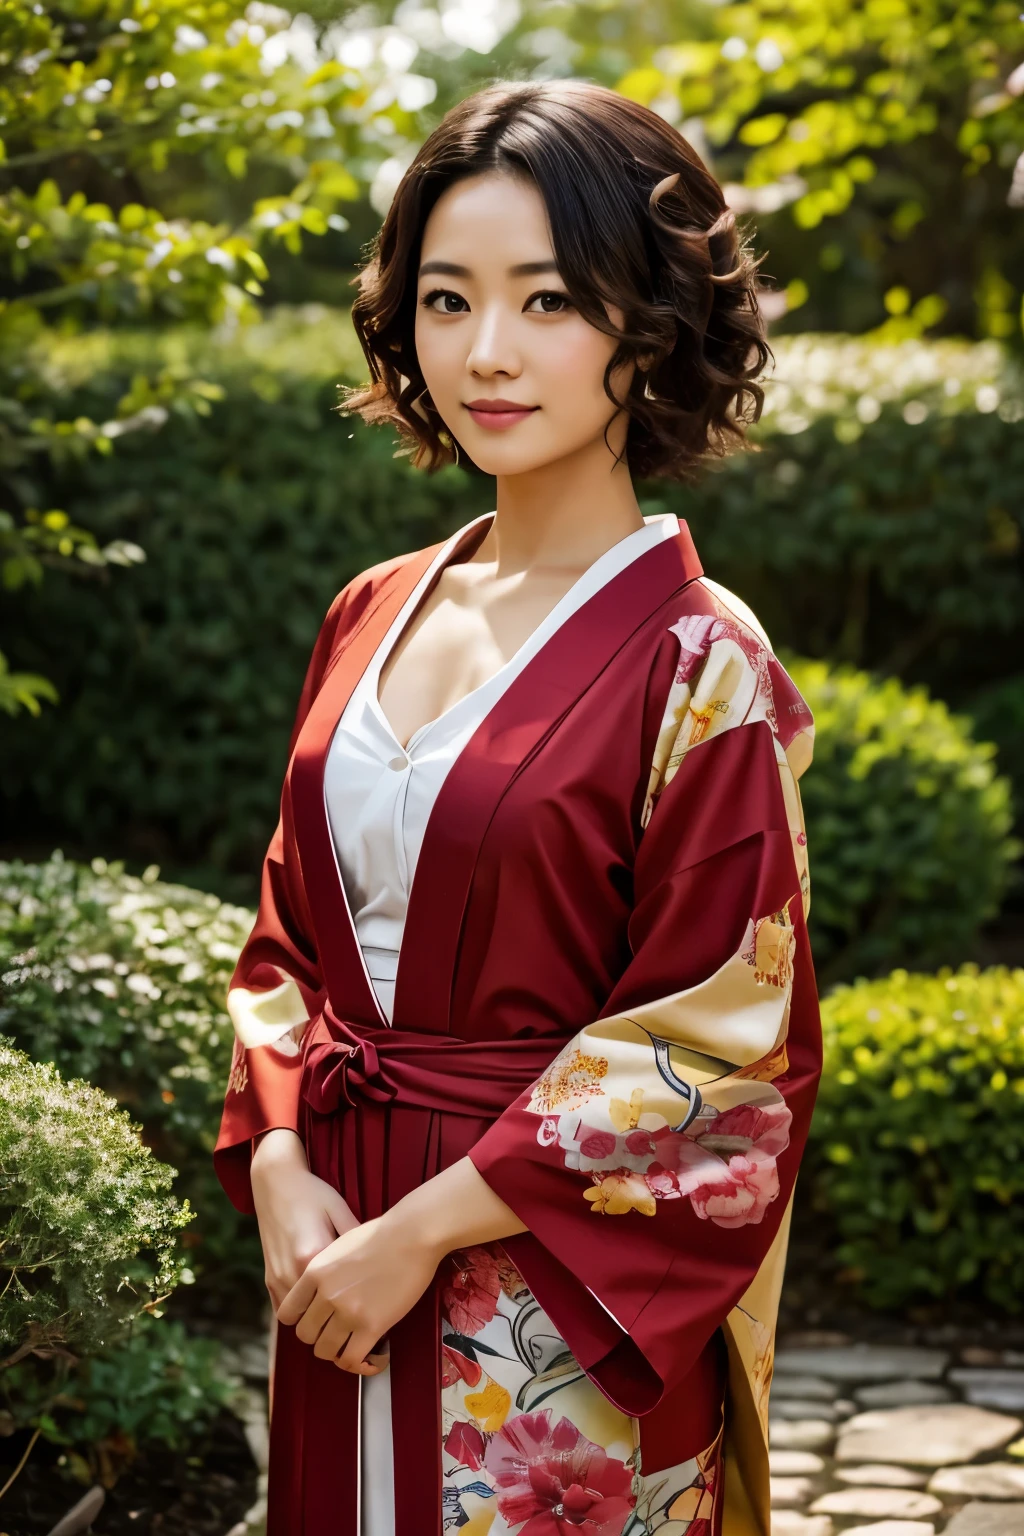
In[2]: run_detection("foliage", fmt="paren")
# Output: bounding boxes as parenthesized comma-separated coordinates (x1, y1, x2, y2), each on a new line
(656, 333, 1024, 695)
(810, 965, 1024, 1310)
(282, 0, 1024, 340)
(0, 312, 478, 885)
(0, 1038, 190, 1363)
(0, 0, 441, 710)
(792, 660, 1016, 984)
(2, 1316, 232, 1467)
(0, 854, 259, 1290)
(496, 0, 1024, 340)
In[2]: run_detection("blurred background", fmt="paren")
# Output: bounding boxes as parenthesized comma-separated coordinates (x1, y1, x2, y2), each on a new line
(1, 3, 1024, 1533)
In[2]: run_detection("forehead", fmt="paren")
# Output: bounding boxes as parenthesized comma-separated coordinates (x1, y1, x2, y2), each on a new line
(419, 172, 555, 268)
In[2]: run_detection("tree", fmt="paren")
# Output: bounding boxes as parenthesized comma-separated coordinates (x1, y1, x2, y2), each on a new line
(0, 0, 440, 708)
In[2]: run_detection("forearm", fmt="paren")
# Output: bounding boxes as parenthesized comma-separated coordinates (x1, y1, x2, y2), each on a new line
(381, 1155, 527, 1259)
(251, 1126, 308, 1179)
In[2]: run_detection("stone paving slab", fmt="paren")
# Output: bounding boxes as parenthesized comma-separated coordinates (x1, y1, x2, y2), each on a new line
(843, 1524, 935, 1536)
(770, 1419, 837, 1451)
(771, 1476, 818, 1508)
(810, 1487, 943, 1519)
(772, 1376, 840, 1402)
(771, 1399, 845, 1422)
(770, 1514, 833, 1535)
(928, 1461, 1024, 1498)
(855, 1382, 954, 1409)
(774, 1346, 949, 1384)
(770, 1449, 826, 1475)
(835, 1403, 1023, 1465)
(942, 1501, 1024, 1534)
(948, 1368, 1024, 1411)
(836, 1464, 928, 1488)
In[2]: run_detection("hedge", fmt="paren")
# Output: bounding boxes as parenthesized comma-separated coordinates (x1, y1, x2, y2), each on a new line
(1, 316, 1022, 901)
(810, 965, 1024, 1310)
(0, 854, 261, 1298)
(791, 661, 1016, 984)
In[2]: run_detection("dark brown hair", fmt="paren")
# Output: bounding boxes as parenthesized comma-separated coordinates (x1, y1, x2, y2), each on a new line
(343, 79, 769, 481)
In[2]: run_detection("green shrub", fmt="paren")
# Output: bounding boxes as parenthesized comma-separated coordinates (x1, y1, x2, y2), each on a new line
(0, 1039, 190, 1362)
(2, 319, 1022, 895)
(794, 660, 1017, 983)
(0, 854, 259, 1292)
(658, 335, 1024, 696)
(810, 965, 1024, 1311)
(1, 1316, 233, 1464)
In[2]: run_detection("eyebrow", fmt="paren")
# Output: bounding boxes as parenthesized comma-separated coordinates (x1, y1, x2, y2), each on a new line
(418, 259, 561, 279)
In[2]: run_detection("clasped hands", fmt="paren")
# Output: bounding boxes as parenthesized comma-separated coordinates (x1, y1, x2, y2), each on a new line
(250, 1129, 526, 1376)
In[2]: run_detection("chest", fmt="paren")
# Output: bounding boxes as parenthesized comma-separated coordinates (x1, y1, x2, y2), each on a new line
(377, 568, 585, 750)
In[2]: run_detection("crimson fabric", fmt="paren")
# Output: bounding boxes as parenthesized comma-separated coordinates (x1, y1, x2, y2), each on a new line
(214, 520, 821, 1535)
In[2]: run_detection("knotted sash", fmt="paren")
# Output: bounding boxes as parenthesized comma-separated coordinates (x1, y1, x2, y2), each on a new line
(266, 1011, 559, 1536)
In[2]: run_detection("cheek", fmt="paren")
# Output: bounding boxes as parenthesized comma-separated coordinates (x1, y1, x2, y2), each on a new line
(538, 320, 618, 404)
(414, 317, 462, 399)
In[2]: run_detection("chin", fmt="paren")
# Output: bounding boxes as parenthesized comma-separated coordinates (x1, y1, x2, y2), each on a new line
(460, 432, 578, 479)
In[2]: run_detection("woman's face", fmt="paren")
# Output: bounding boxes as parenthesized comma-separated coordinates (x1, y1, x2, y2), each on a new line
(413, 172, 632, 477)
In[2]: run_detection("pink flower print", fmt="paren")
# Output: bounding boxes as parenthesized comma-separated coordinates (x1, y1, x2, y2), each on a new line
(445, 1419, 486, 1471)
(689, 1152, 781, 1228)
(443, 1246, 501, 1336)
(483, 1410, 635, 1535)
(624, 1128, 657, 1158)
(695, 1101, 791, 1161)
(578, 1128, 617, 1160)
(442, 1343, 482, 1389)
(654, 1095, 792, 1228)
(643, 1162, 682, 1200)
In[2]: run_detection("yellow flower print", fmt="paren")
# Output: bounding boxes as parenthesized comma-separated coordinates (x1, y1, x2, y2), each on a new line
(464, 1376, 511, 1432)
(608, 1088, 645, 1133)
(528, 1046, 609, 1114)
(584, 1170, 657, 1217)
(750, 902, 796, 989)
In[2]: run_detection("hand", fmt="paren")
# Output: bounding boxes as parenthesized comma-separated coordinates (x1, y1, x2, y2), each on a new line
(250, 1129, 358, 1312)
(277, 1210, 441, 1375)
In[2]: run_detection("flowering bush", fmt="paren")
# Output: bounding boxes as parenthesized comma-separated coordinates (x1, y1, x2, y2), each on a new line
(0, 853, 259, 1288)
(0, 1040, 189, 1364)
(809, 964, 1024, 1309)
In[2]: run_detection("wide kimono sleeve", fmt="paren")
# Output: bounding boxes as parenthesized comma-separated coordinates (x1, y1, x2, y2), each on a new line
(214, 580, 364, 1214)
(468, 597, 821, 1428)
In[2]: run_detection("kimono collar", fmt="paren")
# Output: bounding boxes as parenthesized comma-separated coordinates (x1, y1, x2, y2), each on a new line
(290, 515, 703, 1032)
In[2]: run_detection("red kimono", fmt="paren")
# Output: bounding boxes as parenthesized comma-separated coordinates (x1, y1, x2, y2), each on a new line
(215, 514, 821, 1536)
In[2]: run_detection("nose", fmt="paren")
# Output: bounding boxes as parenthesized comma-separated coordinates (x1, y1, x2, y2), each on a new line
(465, 300, 522, 380)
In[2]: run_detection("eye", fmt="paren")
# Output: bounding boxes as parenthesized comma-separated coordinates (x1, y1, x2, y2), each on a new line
(525, 290, 573, 315)
(421, 288, 469, 314)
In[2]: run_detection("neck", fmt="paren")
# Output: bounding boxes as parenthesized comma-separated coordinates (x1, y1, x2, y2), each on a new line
(472, 431, 646, 577)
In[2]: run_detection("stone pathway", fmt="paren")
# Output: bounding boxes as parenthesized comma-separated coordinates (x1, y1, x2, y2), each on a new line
(769, 1335, 1024, 1535)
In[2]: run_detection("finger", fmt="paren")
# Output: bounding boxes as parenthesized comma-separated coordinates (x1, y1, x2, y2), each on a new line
(277, 1266, 320, 1326)
(313, 1315, 353, 1363)
(337, 1328, 380, 1375)
(363, 1351, 390, 1374)
(294, 1293, 335, 1347)
(321, 1184, 359, 1237)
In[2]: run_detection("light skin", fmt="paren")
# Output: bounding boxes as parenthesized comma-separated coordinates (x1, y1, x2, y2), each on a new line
(254, 169, 647, 1373)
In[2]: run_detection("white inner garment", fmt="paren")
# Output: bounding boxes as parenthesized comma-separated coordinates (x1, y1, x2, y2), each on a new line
(324, 511, 680, 1029)
(323, 510, 680, 1536)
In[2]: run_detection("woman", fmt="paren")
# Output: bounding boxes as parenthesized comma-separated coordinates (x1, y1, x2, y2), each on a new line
(215, 79, 821, 1536)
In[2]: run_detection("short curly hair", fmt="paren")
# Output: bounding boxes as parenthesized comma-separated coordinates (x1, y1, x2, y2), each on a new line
(343, 79, 769, 482)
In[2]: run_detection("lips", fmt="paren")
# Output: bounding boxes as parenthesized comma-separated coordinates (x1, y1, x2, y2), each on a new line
(463, 398, 539, 431)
